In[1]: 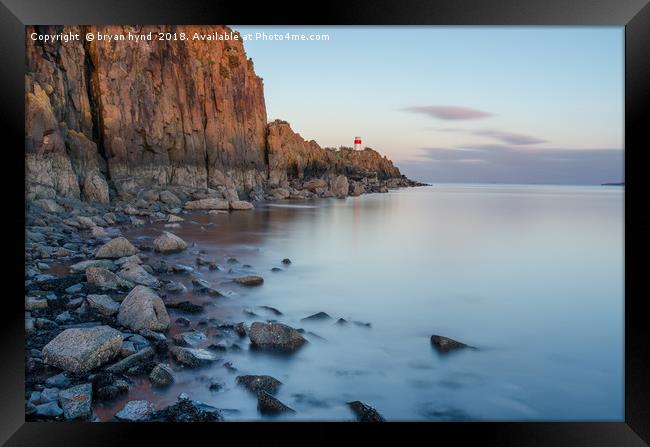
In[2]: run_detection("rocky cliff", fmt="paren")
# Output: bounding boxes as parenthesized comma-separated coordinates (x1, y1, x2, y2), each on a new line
(26, 25, 415, 203)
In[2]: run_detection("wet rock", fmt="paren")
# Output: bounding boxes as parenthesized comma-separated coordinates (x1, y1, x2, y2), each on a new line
(69, 259, 117, 273)
(117, 286, 170, 331)
(139, 329, 169, 351)
(271, 267, 283, 272)
(35, 274, 85, 293)
(347, 401, 386, 422)
(59, 383, 92, 420)
(91, 226, 108, 238)
(106, 347, 155, 373)
(335, 318, 349, 325)
(170, 346, 219, 367)
(86, 267, 134, 290)
(192, 277, 211, 290)
(149, 363, 174, 386)
(159, 191, 182, 207)
(234, 275, 264, 286)
(164, 281, 187, 294)
(173, 331, 207, 347)
(115, 400, 156, 421)
(236, 375, 282, 395)
(257, 390, 295, 415)
(25, 297, 48, 310)
(226, 257, 238, 264)
(233, 322, 247, 337)
(86, 294, 120, 316)
(115, 255, 142, 266)
(301, 312, 332, 322)
(117, 263, 160, 287)
(172, 263, 194, 274)
(168, 301, 203, 314)
(281, 258, 291, 265)
(120, 341, 137, 357)
(149, 395, 223, 422)
(95, 237, 138, 259)
(45, 372, 71, 388)
(353, 321, 372, 328)
(258, 306, 283, 316)
(249, 322, 307, 352)
(42, 326, 123, 374)
(229, 200, 254, 210)
(175, 317, 191, 327)
(184, 198, 229, 210)
(153, 231, 187, 254)
(34, 401, 64, 418)
(430, 335, 473, 353)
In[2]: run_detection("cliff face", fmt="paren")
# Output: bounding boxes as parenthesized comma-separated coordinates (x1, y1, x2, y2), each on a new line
(25, 25, 409, 203)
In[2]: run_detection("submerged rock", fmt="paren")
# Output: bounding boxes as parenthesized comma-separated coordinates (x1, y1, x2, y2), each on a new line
(248, 322, 307, 352)
(347, 401, 386, 422)
(153, 231, 187, 254)
(117, 286, 170, 332)
(42, 326, 123, 374)
(256, 390, 295, 415)
(236, 375, 282, 395)
(301, 311, 332, 322)
(430, 335, 473, 353)
(95, 237, 138, 259)
(234, 275, 264, 286)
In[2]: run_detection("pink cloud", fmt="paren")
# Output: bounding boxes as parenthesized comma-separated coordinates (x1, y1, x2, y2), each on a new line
(402, 105, 495, 120)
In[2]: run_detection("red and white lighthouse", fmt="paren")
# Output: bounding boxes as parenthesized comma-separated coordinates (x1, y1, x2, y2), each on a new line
(354, 136, 362, 150)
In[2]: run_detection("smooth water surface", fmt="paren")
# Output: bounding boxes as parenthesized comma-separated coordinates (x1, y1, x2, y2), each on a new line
(99, 184, 624, 421)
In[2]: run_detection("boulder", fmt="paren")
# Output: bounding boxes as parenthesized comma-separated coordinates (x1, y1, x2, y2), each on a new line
(230, 200, 254, 210)
(257, 390, 295, 415)
(173, 331, 207, 347)
(159, 190, 182, 206)
(430, 335, 473, 353)
(86, 267, 134, 290)
(170, 347, 218, 367)
(149, 395, 222, 422)
(153, 231, 187, 254)
(249, 322, 307, 352)
(347, 401, 386, 422)
(115, 400, 156, 421)
(330, 175, 349, 198)
(95, 237, 138, 259)
(59, 383, 92, 420)
(107, 347, 155, 373)
(86, 294, 120, 316)
(236, 375, 282, 395)
(117, 263, 160, 287)
(301, 312, 332, 322)
(42, 326, 123, 374)
(149, 363, 174, 386)
(184, 198, 229, 210)
(271, 188, 290, 200)
(117, 286, 170, 332)
(303, 178, 328, 193)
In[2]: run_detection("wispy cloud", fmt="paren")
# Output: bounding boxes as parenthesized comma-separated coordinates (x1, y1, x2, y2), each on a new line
(472, 130, 546, 145)
(398, 145, 624, 184)
(402, 106, 495, 120)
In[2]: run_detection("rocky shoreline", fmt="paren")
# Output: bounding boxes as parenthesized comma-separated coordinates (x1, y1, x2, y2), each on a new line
(24, 181, 438, 422)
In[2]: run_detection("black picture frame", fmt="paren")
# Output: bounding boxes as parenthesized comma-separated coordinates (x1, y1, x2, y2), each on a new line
(1, 0, 648, 445)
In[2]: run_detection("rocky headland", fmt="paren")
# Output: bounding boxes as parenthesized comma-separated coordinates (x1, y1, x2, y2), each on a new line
(24, 25, 429, 422)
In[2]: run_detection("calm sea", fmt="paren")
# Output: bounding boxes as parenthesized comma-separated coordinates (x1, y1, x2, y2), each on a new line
(100, 184, 624, 421)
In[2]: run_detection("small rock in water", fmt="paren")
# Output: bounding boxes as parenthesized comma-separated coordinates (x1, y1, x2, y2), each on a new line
(256, 390, 295, 415)
(153, 231, 188, 254)
(149, 395, 223, 422)
(164, 281, 187, 294)
(86, 267, 133, 290)
(281, 258, 292, 265)
(301, 312, 332, 322)
(149, 363, 174, 387)
(115, 400, 156, 421)
(117, 286, 170, 332)
(172, 264, 194, 274)
(234, 275, 264, 286)
(258, 305, 283, 316)
(335, 318, 349, 325)
(347, 401, 386, 422)
(95, 237, 138, 259)
(249, 322, 307, 352)
(226, 258, 238, 264)
(168, 301, 204, 314)
(236, 375, 282, 395)
(175, 317, 191, 327)
(173, 331, 207, 347)
(430, 335, 473, 353)
(271, 267, 283, 272)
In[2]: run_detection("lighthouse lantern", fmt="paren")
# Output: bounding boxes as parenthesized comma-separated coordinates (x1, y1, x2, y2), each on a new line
(354, 136, 362, 150)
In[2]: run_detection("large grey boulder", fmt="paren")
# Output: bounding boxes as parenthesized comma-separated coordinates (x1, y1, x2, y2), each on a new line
(117, 286, 170, 332)
(249, 322, 307, 352)
(184, 198, 229, 210)
(42, 326, 123, 374)
(153, 231, 187, 254)
(95, 237, 138, 259)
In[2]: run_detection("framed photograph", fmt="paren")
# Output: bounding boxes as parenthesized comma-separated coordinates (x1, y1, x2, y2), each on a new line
(1, 0, 648, 444)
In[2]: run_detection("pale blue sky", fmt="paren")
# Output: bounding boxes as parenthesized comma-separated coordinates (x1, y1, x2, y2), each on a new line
(234, 26, 624, 184)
